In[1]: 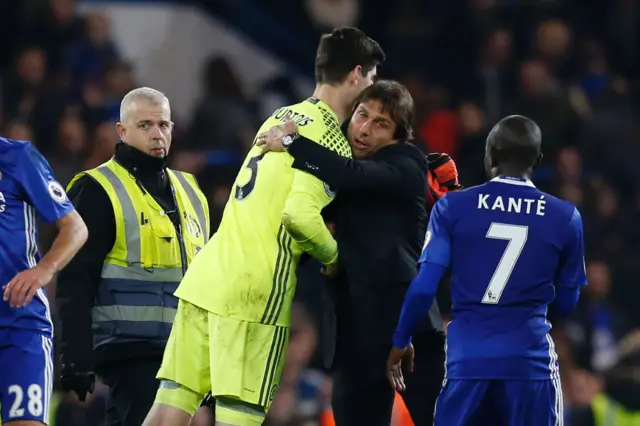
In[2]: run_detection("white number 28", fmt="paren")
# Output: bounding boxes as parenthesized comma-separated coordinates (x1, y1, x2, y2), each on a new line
(8, 384, 43, 419)
(482, 222, 528, 304)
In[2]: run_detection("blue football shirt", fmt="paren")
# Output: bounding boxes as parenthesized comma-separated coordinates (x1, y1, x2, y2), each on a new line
(0, 138, 74, 336)
(420, 176, 586, 380)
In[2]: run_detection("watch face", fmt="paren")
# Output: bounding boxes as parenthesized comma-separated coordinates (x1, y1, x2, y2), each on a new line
(283, 135, 294, 146)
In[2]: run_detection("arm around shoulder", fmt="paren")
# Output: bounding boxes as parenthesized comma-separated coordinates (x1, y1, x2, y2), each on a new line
(290, 140, 426, 197)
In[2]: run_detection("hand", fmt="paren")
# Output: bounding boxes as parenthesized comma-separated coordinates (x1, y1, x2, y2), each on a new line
(3, 264, 55, 308)
(60, 367, 96, 402)
(256, 115, 299, 153)
(426, 153, 462, 208)
(386, 343, 415, 392)
(320, 260, 339, 278)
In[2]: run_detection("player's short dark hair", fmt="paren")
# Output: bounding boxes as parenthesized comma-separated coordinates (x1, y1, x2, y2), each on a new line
(487, 115, 541, 168)
(315, 27, 386, 85)
(355, 80, 414, 140)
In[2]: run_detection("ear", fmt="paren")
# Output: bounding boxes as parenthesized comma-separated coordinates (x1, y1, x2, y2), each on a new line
(489, 147, 498, 169)
(350, 65, 363, 85)
(116, 122, 126, 141)
(535, 152, 543, 166)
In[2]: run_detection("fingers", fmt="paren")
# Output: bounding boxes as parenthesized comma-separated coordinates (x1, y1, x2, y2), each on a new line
(387, 364, 406, 392)
(283, 112, 298, 133)
(12, 279, 32, 308)
(4, 273, 40, 308)
(256, 132, 267, 146)
(4, 275, 26, 308)
(3, 276, 16, 302)
(23, 285, 39, 307)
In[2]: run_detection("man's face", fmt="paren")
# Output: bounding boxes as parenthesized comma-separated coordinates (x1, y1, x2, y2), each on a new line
(116, 99, 173, 158)
(348, 99, 398, 158)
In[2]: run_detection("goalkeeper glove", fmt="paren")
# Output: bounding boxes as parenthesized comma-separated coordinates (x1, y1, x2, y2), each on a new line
(426, 153, 463, 208)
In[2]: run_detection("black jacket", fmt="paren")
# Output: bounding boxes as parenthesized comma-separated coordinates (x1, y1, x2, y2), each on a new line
(56, 142, 179, 373)
(288, 137, 445, 376)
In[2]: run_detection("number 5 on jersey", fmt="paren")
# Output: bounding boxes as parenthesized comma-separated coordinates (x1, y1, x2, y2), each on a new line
(235, 153, 266, 201)
(482, 222, 528, 304)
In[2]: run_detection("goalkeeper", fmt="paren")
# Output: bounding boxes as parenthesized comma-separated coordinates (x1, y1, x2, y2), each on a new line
(142, 27, 385, 426)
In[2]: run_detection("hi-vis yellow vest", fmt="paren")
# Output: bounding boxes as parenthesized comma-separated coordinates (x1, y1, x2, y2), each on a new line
(68, 159, 209, 349)
(592, 393, 640, 426)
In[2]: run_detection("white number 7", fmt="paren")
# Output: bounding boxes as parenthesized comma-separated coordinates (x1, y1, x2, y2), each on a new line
(482, 222, 528, 304)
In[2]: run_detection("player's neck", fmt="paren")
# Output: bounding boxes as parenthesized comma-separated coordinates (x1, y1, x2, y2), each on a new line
(312, 84, 351, 122)
(493, 167, 531, 180)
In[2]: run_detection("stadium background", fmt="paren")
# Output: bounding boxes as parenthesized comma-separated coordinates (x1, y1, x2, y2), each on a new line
(1, 0, 638, 424)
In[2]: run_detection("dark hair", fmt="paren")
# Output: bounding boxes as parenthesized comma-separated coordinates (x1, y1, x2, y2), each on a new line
(315, 27, 386, 85)
(487, 115, 541, 169)
(355, 80, 414, 140)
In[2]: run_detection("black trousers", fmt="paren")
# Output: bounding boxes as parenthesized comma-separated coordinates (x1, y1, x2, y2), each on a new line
(331, 334, 445, 426)
(99, 358, 162, 426)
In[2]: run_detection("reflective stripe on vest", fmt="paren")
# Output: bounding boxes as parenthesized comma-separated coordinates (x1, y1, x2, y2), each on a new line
(95, 166, 141, 265)
(75, 160, 208, 350)
(173, 171, 209, 243)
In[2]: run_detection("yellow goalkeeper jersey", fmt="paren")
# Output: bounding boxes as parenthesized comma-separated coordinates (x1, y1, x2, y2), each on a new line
(175, 97, 352, 327)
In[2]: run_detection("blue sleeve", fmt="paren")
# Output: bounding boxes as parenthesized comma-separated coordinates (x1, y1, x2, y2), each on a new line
(554, 208, 587, 316)
(418, 196, 453, 267)
(16, 144, 74, 224)
(392, 261, 447, 349)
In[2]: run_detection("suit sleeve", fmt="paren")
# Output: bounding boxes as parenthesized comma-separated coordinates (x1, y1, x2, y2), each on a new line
(281, 123, 347, 265)
(56, 175, 116, 371)
(289, 136, 425, 198)
(391, 197, 453, 348)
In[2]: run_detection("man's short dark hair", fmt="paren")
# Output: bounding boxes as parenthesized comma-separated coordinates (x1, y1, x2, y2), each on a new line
(315, 27, 386, 85)
(355, 80, 414, 140)
(486, 115, 541, 169)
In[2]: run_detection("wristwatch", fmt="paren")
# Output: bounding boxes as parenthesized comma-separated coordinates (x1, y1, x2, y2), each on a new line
(282, 132, 300, 150)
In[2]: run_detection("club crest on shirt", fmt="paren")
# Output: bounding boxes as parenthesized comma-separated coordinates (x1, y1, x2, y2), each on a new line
(324, 182, 336, 198)
(184, 213, 202, 238)
(423, 230, 432, 250)
(48, 181, 67, 203)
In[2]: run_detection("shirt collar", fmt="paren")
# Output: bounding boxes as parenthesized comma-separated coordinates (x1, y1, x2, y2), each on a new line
(490, 176, 536, 188)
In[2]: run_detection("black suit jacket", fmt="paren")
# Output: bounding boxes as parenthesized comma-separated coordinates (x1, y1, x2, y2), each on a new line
(288, 138, 445, 377)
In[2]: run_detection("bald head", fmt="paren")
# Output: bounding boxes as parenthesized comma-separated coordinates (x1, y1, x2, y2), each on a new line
(485, 115, 542, 178)
(120, 87, 170, 123)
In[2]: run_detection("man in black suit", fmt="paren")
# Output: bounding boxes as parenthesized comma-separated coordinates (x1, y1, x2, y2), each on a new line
(259, 80, 460, 425)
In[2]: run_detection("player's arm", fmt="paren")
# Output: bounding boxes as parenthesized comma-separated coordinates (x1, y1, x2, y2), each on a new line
(282, 168, 338, 265)
(281, 122, 343, 265)
(392, 196, 453, 350)
(3, 144, 88, 308)
(553, 207, 587, 317)
(288, 136, 426, 198)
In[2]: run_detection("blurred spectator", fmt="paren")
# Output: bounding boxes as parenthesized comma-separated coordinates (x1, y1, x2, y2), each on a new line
(456, 101, 488, 186)
(460, 27, 516, 125)
(565, 260, 629, 373)
(67, 13, 120, 86)
(534, 19, 575, 83)
(305, 0, 359, 30)
(189, 55, 256, 157)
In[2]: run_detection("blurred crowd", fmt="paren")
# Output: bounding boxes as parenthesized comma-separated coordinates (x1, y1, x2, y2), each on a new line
(1, 0, 639, 425)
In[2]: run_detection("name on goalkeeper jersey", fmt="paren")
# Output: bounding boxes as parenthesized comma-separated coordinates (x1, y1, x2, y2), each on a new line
(272, 108, 315, 126)
(477, 194, 546, 216)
